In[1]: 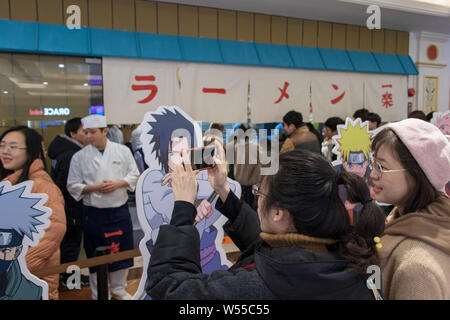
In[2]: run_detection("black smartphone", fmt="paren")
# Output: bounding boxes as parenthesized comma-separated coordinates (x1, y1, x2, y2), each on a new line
(188, 144, 216, 171)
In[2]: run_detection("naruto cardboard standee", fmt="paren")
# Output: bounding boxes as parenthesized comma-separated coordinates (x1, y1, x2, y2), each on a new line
(330, 117, 387, 223)
(0, 180, 51, 300)
(134, 106, 241, 300)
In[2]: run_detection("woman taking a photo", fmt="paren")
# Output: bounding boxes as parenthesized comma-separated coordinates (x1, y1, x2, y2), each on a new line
(0, 126, 66, 300)
(370, 118, 450, 299)
(146, 141, 385, 300)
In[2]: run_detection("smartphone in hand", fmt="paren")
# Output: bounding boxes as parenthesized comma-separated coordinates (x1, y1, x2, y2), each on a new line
(187, 144, 217, 171)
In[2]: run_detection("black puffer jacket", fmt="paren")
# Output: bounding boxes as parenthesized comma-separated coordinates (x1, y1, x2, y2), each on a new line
(47, 134, 83, 211)
(146, 191, 376, 300)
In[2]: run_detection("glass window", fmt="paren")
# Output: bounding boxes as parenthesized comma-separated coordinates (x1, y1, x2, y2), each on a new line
(0, 52, 103, 168)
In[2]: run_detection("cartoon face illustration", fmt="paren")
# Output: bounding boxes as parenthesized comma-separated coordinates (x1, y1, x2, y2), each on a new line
(331, 118, 377, 225)
(334, 118, 373, 179)
(0, 230, 23, 276)
(134, 106, 241, 300)
(343, 151, 369, 177)
(0, 181, 51, 300)
(144, 107, 197, 174)
(167, 137, 189, 173)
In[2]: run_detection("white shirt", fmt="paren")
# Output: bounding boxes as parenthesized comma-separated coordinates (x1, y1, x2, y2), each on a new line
(67, 139, 140, 208)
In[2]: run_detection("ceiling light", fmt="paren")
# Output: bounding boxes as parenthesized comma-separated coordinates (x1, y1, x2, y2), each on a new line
(43, 81, 48, 85)
(3, 90, 8, 94)
(83, 83, 89, 87)
(58, 64, 65, 68)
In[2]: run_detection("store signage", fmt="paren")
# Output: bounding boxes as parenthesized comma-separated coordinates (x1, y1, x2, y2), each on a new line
(89, 105, 104, 115)
(29, 107, 71, 116)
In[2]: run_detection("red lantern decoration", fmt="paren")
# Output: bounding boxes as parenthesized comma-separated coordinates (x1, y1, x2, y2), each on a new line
(427, 45, 438, 61)
(408, 88, 415, 97)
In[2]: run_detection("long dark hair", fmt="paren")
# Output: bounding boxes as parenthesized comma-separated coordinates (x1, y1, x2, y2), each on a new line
(0, 126, 47, 184)
(372, 128, 439, 215)
(260, 149, 385, 275)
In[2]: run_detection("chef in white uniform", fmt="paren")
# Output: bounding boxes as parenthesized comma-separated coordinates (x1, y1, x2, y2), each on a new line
(67, 114, 139, 300)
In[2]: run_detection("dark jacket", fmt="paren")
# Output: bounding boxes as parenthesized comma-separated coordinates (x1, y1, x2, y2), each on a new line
(146, 191, 376, 300)
(48, 134, 83, 211)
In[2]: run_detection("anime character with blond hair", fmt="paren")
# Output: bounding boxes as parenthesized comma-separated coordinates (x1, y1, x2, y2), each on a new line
(331, 117, 376, 224)
(333, 117, 373, 180)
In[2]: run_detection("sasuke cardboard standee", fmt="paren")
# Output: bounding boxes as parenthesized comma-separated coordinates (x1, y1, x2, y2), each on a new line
(133, 106, 241, 300)
(0, 180, 52, 300)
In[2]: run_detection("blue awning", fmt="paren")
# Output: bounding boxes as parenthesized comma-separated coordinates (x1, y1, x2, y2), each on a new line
(139, 33, 182, 61)
(397, 55, 419, 75)
(373, 53, 407, 74)
(319, 48, 353, 71)
(39, 23, 90, 55)
(0, 20, 37, 52)
(288, 46, 325, 70)
(178, 37, 223, 63)
(219, 39, 259, 66)
(254, 43, 293, 68)
(0, 19, 419, 75)
(90, 28, 138, 58)
(347, 50, 380, 73)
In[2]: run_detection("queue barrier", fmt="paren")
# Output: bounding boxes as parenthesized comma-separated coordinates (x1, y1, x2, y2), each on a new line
(33, 248, 142, 278)
(32, 237, 240, 300)
(34, 235, 238, 278)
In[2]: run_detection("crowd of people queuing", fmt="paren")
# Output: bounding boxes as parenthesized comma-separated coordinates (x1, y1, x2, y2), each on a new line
(0, 106, 448, 300)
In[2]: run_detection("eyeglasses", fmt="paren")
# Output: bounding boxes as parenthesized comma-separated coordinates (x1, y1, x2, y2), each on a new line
(252, 184, 268, 197)
(0, 144, 27, 154)
(372, 160, 407, 178)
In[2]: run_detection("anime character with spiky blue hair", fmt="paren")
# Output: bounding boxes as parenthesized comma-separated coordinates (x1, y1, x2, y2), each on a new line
(0, 180, 51, 300)
(134, 106, 241, 300)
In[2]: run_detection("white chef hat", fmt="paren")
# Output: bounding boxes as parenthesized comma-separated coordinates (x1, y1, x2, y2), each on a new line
(82, 114, 107, 129)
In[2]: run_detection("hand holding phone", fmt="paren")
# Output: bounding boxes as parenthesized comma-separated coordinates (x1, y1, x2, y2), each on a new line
(171, 149, 199, 204)
(187, 144, 217, 171)
(206, 140, 230, 202)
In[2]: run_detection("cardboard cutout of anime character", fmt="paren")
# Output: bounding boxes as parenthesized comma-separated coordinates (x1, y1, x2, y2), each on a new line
(134, 106, 241, 300)
(332, 117, 373, 178)
(431, 111, 450, 195)
(331, 118, 382, 223)
(431, 111, 450, 136)
(0, 180, 51, 300)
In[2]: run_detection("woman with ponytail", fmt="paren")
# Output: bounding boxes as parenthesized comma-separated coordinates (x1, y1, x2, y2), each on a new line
(370, 119, 450, 300)
(145, 142, 386, 300)
(0, 126, 66, 299)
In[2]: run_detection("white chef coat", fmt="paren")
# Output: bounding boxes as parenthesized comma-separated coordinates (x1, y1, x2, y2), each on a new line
(67, 139, 140, 209)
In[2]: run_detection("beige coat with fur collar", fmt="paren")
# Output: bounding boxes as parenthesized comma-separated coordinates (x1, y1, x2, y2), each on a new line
(379, 193, 450, 300)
